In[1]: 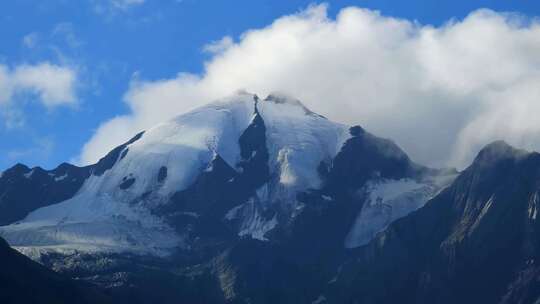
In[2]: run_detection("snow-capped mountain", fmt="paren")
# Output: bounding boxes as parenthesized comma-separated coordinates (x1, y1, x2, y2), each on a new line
(0, 93, 450, 258)
(2, 93, 540, 304)
(0, 92, 461, 303)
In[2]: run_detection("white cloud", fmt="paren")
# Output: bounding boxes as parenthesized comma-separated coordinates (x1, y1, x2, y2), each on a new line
(0, 62, 78, 127)
(12, 63, 78, 107)
(80, 4, 540, 169)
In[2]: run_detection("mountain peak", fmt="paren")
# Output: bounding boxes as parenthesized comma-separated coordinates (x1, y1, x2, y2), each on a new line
(263, 93, 320, 117)
(264, 92, 299, 104)
(8, 163, 31, 173)
(349, 125, 365, 137)
(473, 140, 529, 166)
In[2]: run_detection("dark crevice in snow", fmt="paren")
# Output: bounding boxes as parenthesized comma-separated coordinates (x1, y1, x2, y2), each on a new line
(119, 177, 136, 190)
(157, 166, 168, 183)
(162, 98, 272, 241)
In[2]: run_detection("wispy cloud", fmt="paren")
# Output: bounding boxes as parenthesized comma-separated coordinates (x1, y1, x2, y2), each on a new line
(52, 23, 85, 49)
(8, 63, 78, 106)
(92, 0, 146, 16)
(22, 32, 39, 49)
(111, 0, 145, 10)
(20, 22, 85, 65)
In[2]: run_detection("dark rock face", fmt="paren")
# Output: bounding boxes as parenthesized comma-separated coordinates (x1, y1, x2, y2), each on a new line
(279, 126, 426, 265)
(236, 99, 270, 190)
(119, 177, 136, 190)
(92, 131, 144, 176)
(157, 166, 168, 182)
(158, 99, 271, 245)
(323, 126, 420, 197)
(0, 236, 111, 304)
(328, 141, 540, 304)
(208, 239, 323, 304)
(0, 163, 91, 225)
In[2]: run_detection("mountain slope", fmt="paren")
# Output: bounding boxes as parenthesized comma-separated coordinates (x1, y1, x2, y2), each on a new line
(0, 236, 111, 304)
(328, 141, 540, 304)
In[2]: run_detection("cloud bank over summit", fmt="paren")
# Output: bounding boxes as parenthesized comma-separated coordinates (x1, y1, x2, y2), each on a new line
(81, 4, 540, 169)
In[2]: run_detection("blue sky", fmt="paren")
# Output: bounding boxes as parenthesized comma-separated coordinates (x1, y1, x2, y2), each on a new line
(1, 0, 540, 170)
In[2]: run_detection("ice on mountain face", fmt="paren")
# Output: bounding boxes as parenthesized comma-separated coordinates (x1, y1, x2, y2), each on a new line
(344, 178, 438, 248)
(258, 95, 350, 205)
(89, 94, 256, 202)
(219, 94, 351, 241)
(225, 183, 280, 241)
(23, 169, 35, 179)
(54, 174, 68, 182)
(224, 198, 277, 241)
(528, 192, 539, 220)
(0, 185, 182, 256)
(0, 94, 257, 256)
(4, 217, 180, 258)
(312, 295, 327, 304)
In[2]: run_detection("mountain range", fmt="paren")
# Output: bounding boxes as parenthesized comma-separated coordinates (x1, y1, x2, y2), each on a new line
(0, 93, 538, 303)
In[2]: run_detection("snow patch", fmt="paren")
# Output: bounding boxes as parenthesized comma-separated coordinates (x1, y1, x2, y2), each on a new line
(224, 198, 277, 241)
(344, 178, 436, 248)
(257, 96, 350, 206)
(0, 185, 181, 256)
(322, 195, 332, 201)
(179, 212, 200, 218)
(312, 295, 327, 304)
(23, 169, 34, 178)
(529, 192, 539, 220)
(54, 174, 68, 182)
